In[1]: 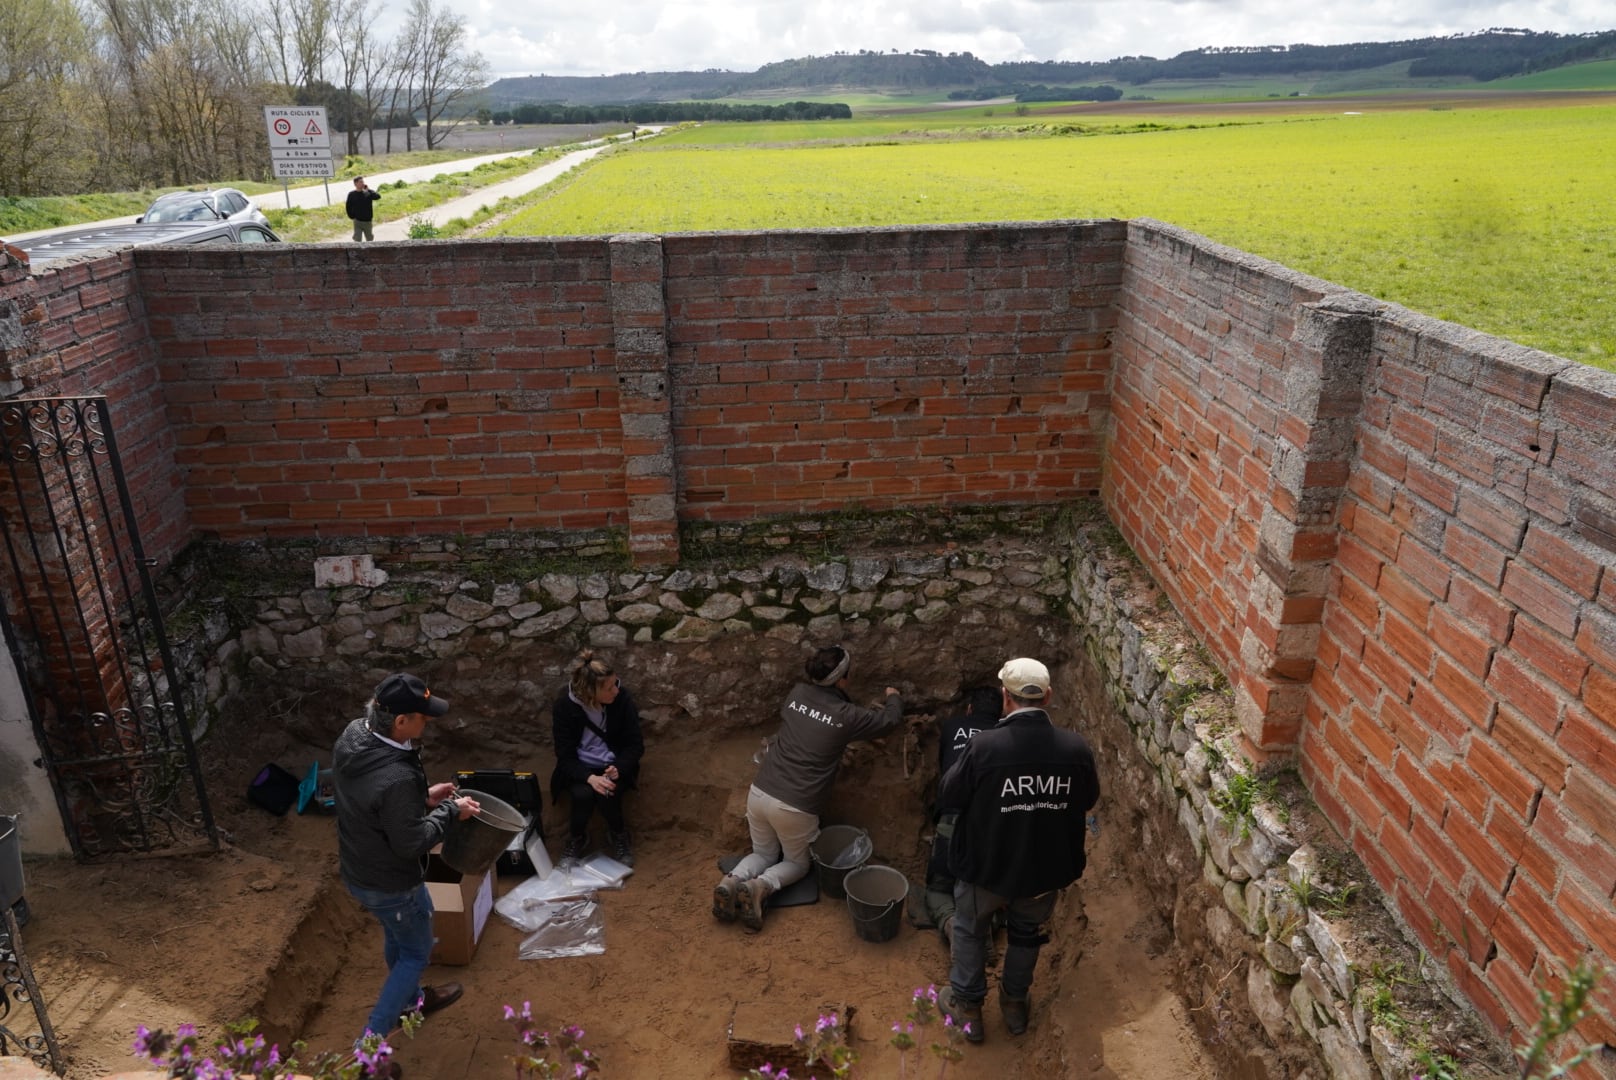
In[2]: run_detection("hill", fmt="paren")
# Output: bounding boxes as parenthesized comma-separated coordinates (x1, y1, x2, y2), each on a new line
(484, 28, 1616, 107)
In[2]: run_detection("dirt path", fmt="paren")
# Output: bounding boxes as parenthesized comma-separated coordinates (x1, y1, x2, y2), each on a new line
(19, 726, 1214, 1078)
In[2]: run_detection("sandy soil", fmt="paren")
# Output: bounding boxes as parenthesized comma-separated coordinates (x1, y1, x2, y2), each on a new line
(18, 713, 1215, 1079)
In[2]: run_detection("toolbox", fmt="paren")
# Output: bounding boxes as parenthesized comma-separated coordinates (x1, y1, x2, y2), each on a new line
(453, 769, 542, 813)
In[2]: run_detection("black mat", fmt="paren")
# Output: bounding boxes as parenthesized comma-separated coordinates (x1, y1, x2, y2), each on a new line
(717, 855, 820, 908)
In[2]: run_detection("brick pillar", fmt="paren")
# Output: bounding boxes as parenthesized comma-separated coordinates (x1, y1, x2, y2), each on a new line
(608, 234, 679, 565)
(1236, 295, 1377, 754)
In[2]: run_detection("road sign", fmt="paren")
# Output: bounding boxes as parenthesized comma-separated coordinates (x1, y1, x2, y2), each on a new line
(270, 158, 338, 179)
(272, 147, 331, 160)
(263, 105, 331, 149)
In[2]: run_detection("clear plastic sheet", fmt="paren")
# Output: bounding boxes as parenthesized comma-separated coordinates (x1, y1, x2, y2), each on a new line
(495, 871, 596, 931)
(517, 898, 605, 959)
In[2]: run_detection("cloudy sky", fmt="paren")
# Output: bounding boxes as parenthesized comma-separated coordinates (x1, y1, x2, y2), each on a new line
(429, 0, 1615, 80)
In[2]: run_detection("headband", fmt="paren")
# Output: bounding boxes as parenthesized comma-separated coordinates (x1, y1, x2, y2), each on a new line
(814, 649, 851, 686)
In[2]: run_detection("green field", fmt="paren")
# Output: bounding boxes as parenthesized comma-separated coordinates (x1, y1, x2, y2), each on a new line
(491, 103, 1616, 369)
(1495, 58, 1616, 90)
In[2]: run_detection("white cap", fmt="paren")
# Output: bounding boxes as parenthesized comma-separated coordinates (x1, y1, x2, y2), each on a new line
(998, 658, 1050, 697)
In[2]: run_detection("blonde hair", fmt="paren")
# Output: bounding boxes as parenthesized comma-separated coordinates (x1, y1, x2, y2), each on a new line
(569, 649, 616, 706)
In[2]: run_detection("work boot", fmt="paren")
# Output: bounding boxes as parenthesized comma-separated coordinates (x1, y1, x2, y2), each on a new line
(712, 875, 742, 923)
(937, 987, 984, 1043)
(737, 878, 775, 933)
(560, 833, 589, 863)
(999, 990, 1031, 1036)
(609, 828, 635, 867)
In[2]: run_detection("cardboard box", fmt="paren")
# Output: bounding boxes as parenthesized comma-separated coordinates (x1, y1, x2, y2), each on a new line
(424, 852, 495, 966)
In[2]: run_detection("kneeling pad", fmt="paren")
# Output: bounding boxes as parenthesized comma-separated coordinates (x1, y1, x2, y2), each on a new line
(717, 854, 820, 908)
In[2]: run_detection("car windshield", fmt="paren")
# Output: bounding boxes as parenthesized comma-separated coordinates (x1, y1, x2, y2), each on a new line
(145, 197, 220, 223)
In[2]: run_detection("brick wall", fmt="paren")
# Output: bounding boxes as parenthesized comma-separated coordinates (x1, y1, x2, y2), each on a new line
(135, 239, 627, 539)
(1109, 221, 1616, 1051)
(664, 224, 1122, 518)
(1305, 307, 1616, 1043)
(0, 249, 187, 565)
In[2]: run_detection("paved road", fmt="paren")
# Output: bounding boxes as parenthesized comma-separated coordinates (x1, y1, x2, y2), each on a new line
(8, 130, 649, 245)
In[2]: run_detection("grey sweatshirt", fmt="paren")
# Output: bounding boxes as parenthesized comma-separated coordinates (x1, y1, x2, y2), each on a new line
(752, 681, 903, 816)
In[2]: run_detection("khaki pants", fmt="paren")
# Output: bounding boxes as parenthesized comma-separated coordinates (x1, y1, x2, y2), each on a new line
(352, 219, 373, 242)
(731, 785, 817, 892)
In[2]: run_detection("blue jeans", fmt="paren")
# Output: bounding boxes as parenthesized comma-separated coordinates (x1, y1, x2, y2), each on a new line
(346, 880, 435, 1042)
(948, 881, 1059, 1004)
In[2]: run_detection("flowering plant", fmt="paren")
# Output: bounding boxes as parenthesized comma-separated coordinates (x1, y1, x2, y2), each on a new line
(743, 987, 970, 1080)
(504, 1000, 600, 1078)
(132, 1018, 408, 1079)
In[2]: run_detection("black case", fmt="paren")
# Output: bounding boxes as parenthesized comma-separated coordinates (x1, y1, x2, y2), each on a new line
(453, 769, 542, 814)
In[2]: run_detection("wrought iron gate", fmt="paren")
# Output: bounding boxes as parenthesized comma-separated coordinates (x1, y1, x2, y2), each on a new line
(0, 907, 61, 1071)
(0, 396, 218, 857)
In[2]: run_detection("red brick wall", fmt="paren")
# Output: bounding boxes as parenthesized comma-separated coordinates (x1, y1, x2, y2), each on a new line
(0, 250, 187, 566)
(1108, 221, 1616, 1050)
(664, 224, 1123, 517)
(134, 240, 627, 538)
(1304, 308, 1616, 1044)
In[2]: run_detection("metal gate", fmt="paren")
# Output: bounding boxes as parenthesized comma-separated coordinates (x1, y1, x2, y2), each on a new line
(0, 396, 218, 857)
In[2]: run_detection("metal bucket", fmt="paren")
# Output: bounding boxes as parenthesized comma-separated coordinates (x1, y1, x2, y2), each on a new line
(440, 790, 527, 876)
(844, 863, 908, 943)
(809, 824, 870, 900)
(0, 815, 24, 910)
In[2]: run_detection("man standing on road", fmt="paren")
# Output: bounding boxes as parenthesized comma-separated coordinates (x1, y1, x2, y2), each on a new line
(936, 657, 1099, 1044)
(346, 176, 382, 241)
(334, 672, 479, 1070)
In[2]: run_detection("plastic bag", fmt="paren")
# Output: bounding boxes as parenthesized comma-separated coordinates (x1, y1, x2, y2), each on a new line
(495, 871, 595, 931)
(518, 898, 605, 959)
(571, 852, 633, 889)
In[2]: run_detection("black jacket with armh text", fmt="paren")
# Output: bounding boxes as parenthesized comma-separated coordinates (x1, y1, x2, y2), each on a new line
(938, 707, 1099, 898)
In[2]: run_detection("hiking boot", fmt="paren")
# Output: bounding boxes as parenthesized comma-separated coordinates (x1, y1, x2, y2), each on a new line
(737, 878, 775, 932)
(609, 828, 635, 867)
(560, 833, 589, 863)
(938, 987, 984, 1043)
(712, 875, 742, 923)
(1000, 991, 1031, 1036)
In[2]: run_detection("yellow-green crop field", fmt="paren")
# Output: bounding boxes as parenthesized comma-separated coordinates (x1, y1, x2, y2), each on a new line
(494, 102, 1616, 369)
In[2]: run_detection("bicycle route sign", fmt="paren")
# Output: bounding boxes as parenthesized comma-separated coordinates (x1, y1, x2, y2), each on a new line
(264, 106, 336, 179)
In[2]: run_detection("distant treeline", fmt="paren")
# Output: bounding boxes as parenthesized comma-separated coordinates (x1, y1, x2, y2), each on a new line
(948, 84, 1125, 103)
(493, 101, 852, 125)
(484, 29, 1616, 108)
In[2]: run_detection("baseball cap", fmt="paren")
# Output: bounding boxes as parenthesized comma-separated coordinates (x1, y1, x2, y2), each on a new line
(998, 658, 1051, 697)
(373, 672, 449, 717)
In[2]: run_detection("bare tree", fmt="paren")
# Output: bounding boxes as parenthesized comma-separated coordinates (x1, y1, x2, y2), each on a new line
(329, 0, 379, 155)
(257, 0, 332, 94)
(407, 0, 487, 149)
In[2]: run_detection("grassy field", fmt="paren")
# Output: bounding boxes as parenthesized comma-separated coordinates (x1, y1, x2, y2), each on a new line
(1495, 58, 1616, 90)
(490, 100, 1616, 369)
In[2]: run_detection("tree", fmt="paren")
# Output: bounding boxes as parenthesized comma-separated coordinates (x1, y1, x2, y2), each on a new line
(397, 0, 486, 150)
(0, 0, 93, 193)
(329, 0, 381, 153)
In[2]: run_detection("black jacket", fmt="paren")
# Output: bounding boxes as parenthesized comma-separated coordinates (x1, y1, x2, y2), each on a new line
(345, 188, 381, 221)
(550, 687, 645, 801)
(332, 717, 455, 893)
(938, 708, 1099, 898)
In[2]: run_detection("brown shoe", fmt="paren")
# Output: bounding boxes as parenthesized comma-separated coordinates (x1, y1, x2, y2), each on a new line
(365, 1063, 403, 1079)
(418, 982, 463, 1017)
(938, 987, 984, 1043)
(737, 878, 774, 933)
(1000, 990, 1030, 1036)
(713, 875, 742, 923)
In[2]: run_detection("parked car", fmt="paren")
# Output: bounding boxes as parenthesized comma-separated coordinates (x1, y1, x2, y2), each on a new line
(137, 188, 270, 227)
(11, 219, 282, 269)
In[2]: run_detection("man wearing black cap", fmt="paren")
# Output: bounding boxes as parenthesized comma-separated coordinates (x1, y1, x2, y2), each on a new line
(333, 672, 480, 1066)
(935, 657, 1099, 1045)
